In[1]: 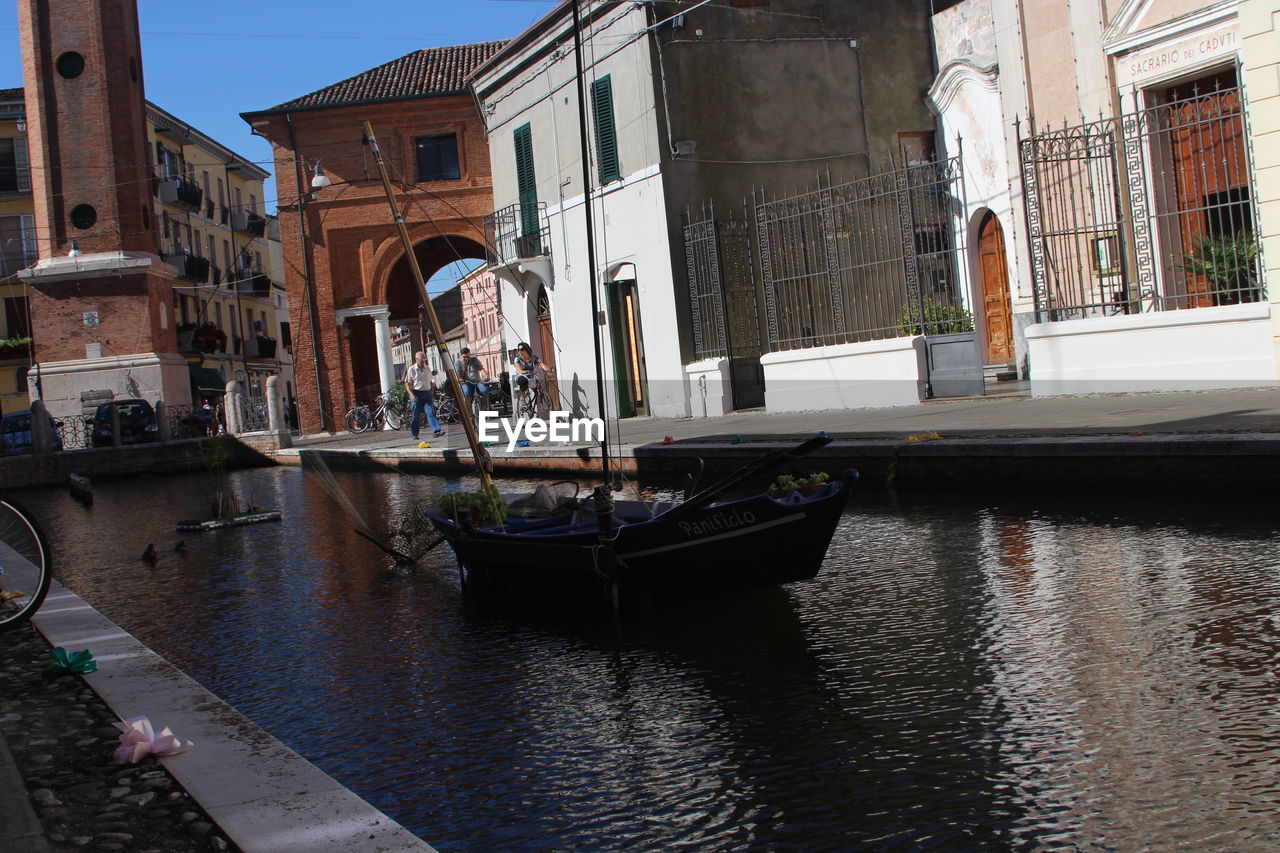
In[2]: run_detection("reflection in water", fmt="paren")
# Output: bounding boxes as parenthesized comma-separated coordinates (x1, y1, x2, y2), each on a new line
(17, 470, 1280, 850)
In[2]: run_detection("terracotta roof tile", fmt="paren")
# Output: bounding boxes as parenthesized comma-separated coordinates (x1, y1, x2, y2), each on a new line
(265, 41, 508, 112)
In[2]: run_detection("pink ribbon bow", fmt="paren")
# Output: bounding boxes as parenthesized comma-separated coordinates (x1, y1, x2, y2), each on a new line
(113, 716, 192, 764)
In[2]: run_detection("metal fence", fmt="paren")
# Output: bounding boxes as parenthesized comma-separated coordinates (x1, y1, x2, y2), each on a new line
(686, 161, 967, 358)
(752, 159, 966, 350)
(1020, 80, 1262, 320)
(242, 396, 270, 432)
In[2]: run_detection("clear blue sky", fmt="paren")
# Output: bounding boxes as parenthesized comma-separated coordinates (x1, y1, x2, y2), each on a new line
(2, 0, 557, 291)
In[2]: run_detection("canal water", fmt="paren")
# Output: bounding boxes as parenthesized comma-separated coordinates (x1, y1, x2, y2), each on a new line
(18, 466, 1280, 851)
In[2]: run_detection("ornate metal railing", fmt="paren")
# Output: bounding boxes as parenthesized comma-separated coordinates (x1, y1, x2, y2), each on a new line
(752, 159, 965, 350)
(1019, 81, 1261, 320)
(242, 396, 270, 432)
(484, 202, 550, 264)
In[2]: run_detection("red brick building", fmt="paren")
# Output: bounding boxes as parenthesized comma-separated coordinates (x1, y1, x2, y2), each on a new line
(16, 0, 188, 418)
(242, 42, 505, 433)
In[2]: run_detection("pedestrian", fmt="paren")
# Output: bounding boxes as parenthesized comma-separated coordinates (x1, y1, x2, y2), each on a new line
(197, 398, 216, 437)
(511, 341, 546, 394)
(454, 347, 489, 407)
(405, 350, 443, 440)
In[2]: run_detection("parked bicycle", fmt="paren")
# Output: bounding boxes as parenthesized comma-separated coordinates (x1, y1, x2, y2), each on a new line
(0, 497, 53, 632)
(345, 392, 406, 433)
(433, 391, 462, 426)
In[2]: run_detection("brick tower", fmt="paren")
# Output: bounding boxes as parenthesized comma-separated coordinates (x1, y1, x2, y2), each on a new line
(16, 0, 189, 419)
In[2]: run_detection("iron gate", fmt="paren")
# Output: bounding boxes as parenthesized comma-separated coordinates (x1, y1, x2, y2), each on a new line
(1020, 78, 1262, 320)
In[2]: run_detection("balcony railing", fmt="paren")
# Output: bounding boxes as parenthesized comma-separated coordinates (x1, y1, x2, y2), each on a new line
(235, 273, 271, 297)
(230, 211, 266, 236)
(484, 202, 550, 265)
(164, 251, 211, 282)
(157, 176, 204, 211)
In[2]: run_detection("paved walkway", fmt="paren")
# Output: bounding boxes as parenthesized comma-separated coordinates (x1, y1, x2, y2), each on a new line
(278, 386, 1280, 486)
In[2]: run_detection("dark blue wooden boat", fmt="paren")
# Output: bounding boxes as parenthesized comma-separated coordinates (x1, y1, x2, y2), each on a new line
(427, 438, 855, 606)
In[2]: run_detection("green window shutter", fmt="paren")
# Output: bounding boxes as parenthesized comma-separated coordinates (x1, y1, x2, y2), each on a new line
(513, 123, 540, 252)
(591, 75, 620, 185)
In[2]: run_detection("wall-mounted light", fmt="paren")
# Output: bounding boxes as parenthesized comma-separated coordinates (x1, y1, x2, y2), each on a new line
(310, 162, 332, 191)
(68, 239, 81, 257)
(15, 118, 26, 134)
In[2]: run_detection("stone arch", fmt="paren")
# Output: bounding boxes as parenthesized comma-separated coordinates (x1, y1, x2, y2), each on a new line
(368, 224, 487, 312)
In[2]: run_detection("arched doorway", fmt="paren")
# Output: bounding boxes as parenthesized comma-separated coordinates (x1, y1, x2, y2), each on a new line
(977, 212, 1013, 365)
(535, 286, 559, 407)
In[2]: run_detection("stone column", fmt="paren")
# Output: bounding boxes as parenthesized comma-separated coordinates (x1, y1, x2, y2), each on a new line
(224, 380, 243, 435)
(372, 310, 396, 429)
(155, 401, 170, 442)
(266, 375, 292, 449)
(30, 399, 52, 455)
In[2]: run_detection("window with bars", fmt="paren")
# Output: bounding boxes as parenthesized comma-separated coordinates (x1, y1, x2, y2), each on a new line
(591, 75, 620, 185)
(416, 133, 461, 182)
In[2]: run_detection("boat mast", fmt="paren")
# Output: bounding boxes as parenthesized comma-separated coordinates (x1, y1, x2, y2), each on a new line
(363, 122, 494, 492)
(571, 0, 613, 483)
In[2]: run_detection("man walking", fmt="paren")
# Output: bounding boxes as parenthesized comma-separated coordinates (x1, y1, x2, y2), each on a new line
(405, 351, 443, 440)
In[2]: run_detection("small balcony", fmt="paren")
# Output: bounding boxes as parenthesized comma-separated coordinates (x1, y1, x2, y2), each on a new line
(236, 273, 272, 297)
(157, 176, 204, 212)
(244, 336, 277, 359)
(483, 202, 552, 291)
(168, 251, 211, 282)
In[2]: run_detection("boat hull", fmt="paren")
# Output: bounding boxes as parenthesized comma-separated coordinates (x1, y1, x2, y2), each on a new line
(429, 475, 853, 606)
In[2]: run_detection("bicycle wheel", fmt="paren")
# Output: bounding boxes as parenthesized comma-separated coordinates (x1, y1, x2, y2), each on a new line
(345, 406, 372, 433)
(0, 498, 53, 632)
(384, 402, 404, 431)
(517, 390, 535, 420)
(436, 394, 460, 425)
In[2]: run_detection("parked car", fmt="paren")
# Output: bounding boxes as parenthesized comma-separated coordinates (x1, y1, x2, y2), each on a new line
(90, 399, 159, 447)
(0, 410, 63, 453)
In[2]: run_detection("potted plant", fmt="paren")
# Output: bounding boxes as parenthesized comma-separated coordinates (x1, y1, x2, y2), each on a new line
(193, 323, 226, 355)
(0, 336, 32, 360)
(1180, 233, 1260, 305)
(899, 296, 974, 337)
(767, 472, 830, 499)
(438, 484, 507, 527)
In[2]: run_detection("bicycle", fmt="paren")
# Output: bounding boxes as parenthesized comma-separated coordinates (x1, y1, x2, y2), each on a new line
(344, 392, 406, 433)
(515, 372, 553, 421)
(433, 391, 462, 426)
(0, 497, 53, 632)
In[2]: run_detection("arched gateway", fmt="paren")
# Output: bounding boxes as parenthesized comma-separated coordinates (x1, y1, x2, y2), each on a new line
(242, 40, 506, 433)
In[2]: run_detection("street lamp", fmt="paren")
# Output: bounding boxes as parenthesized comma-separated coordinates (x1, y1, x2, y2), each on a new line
(310, 162, 331, 194)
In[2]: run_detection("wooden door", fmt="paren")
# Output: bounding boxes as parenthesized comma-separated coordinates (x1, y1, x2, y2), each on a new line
(1165, 70, 1249, 306)
(606, 279, 649, 418)
(978, 212, 1013, 364)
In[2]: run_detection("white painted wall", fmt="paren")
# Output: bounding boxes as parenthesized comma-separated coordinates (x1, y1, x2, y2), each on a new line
(475, 3, 690, 420)
(1026, 303, 1277, 395)
(685, 357, 731, 418)
(547, 165, 688, 419)
(33, 353, 191, 420)
(761, 337, 927, 413)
